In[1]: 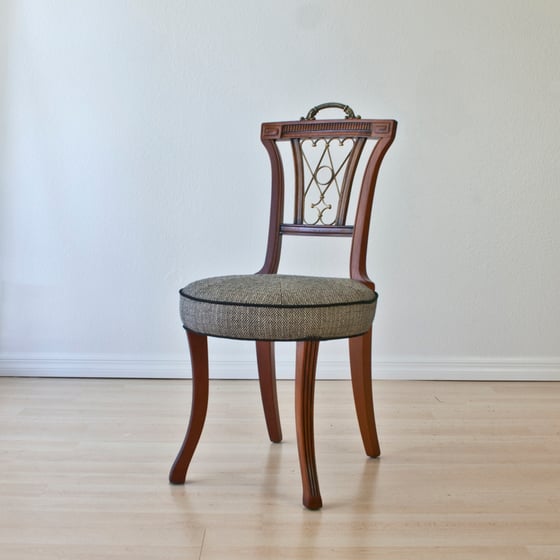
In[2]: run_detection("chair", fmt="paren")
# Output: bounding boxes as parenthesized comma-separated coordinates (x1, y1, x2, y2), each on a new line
(169, 103, 397, 509)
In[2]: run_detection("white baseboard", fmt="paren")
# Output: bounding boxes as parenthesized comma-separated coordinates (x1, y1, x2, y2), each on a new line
(1, 353, 559, 380)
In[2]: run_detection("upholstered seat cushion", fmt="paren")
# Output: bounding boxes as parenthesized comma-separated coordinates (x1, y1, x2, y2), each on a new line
(179, 274, 377, 341)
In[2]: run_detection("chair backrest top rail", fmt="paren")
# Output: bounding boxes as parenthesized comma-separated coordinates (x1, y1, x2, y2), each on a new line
(262, 119, 396, 141)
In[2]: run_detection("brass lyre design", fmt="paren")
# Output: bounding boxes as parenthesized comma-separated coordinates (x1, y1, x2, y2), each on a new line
(295, 137, 362, 226)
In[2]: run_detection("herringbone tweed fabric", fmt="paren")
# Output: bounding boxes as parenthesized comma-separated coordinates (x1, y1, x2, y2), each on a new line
(180, 274, 377, 341)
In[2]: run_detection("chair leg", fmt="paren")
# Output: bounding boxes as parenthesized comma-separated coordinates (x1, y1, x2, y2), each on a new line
(256, 341, 283, 443)
(169, 329, 209, 484)
(349, 328, 380, 458)
(295, 340, 322, 510)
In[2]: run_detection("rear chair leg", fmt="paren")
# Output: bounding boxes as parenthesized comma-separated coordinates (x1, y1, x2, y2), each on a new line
(256, 340, 283, 443)
(349, 328, 380, 458)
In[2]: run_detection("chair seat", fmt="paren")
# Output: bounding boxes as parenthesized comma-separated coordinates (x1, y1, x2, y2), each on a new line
(180, 274, 377, 341)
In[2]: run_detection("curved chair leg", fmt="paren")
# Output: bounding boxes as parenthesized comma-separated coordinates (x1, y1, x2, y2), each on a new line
(295, 340, 322, 510)
(256, 341, 283, 443)
(349, 328, 380, 458)
(169, 329, 209, 484)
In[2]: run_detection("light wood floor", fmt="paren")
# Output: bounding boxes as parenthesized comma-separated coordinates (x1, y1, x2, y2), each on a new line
(1, 377, 560, 559)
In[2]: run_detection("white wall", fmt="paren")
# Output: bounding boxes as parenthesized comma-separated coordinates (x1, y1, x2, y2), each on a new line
(1, 0, 559, 379)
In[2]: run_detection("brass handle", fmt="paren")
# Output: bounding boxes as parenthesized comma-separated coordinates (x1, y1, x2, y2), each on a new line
(303, 102, 360, 120)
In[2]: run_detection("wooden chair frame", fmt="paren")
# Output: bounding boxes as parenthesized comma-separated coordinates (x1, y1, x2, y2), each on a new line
(170, 106, 397, 509)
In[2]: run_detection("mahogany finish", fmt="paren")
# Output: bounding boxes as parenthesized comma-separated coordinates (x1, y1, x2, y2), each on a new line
(349, 327, 380, 457)
(170, 104, 397, 509)
(169, 329, 209, 484)
(258, 116, 397, 291)
(295, 340, 322, 510)
(256, 340, 282, 443)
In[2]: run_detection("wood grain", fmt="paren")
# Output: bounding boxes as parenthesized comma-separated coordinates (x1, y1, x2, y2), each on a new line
(1, 378, 560, 559)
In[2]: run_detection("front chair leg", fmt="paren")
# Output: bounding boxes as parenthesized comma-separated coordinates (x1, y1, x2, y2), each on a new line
(256, 340, 283, 443)
(349, 328, 380, 458)
(295, 340, 322, 510)
(169, 329, 209, 484)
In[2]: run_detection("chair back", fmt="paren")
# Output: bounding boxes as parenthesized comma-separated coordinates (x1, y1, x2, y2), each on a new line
(258, 102, 397, 290)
